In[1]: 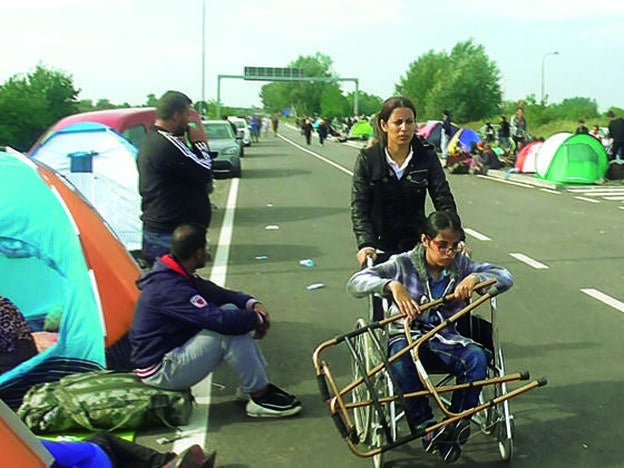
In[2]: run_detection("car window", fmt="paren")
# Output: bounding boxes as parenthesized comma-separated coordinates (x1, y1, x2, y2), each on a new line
(123, 125, 147, 148)
(204, 124, 233, 140)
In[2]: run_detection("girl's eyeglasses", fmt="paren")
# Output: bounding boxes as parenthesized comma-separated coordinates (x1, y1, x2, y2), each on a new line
(426, 238, 463, 254)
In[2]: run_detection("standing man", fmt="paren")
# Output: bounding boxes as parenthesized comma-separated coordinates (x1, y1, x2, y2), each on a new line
(137, 90, 214, 267)
(607, 111, 624, 161)
(130, 223, 302, 418)
(510, 108, 528, 156)
(498, 115, 511, 151)
(441, 110, 452, 166)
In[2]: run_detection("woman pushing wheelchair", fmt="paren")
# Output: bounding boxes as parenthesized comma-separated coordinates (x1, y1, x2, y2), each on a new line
(346, 210, 513, 464)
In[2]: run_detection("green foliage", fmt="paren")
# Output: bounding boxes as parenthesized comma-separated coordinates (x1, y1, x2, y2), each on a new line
(397, 39, 501, 122)
(320, 86, 349, 119)
(346, 91, 383, 116)
(259, 52, 382, 118)
(0, 64, 79, 151)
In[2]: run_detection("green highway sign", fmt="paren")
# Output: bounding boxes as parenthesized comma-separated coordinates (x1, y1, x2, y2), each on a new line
(243, 67, 304, 81)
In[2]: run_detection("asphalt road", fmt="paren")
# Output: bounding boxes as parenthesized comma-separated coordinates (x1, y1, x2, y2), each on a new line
(137, 124, 624, 468)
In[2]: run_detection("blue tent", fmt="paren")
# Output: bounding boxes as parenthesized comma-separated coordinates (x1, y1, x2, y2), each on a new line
(0, 152, 104, 409)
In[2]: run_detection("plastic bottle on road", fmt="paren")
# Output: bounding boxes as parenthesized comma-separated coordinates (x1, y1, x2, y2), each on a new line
(299, 259, 314, 268)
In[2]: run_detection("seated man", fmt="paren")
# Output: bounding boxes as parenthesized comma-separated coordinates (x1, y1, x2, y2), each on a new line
(346, 211, 512, 463)
(130, 223, 301, 418)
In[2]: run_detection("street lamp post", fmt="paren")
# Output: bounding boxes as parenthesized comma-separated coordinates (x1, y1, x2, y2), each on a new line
(541, 51, 559, 105)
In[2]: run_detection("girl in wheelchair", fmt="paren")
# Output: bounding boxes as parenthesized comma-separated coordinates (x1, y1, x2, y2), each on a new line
(346, 210, 513, 463)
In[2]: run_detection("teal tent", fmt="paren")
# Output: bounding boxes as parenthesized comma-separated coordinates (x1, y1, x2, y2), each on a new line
(536, 133, 609, 184)
(0, 152, 104, 409)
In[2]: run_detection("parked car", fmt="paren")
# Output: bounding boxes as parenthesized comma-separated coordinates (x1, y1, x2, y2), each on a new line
(227, 116, 252, 147)
(202, 120, 242, 178)
(29, 107, 206, 153)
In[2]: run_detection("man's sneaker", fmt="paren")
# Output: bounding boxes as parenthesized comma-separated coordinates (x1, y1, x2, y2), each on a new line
(245, 383, 302, 418)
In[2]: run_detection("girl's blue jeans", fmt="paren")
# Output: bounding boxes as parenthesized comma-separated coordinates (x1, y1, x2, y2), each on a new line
(388, 336, 487, 426)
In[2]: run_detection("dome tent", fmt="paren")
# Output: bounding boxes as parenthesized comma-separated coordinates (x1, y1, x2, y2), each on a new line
(0, 152, 139, 409)
(515, 140, 543, 173)
(536, 133, 609, 184)
(29, 122, 141, 251)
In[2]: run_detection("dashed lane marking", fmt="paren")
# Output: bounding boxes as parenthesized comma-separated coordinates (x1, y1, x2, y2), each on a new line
(580, 288, 624, 314)
(464, 228, 491, 241)
(509, 253, 549, 269)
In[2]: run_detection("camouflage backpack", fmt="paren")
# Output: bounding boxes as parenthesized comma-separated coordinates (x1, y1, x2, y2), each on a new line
(17, 370, 194, 433)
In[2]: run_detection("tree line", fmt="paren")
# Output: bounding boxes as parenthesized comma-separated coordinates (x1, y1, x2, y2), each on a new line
(1, 41, 622, 151)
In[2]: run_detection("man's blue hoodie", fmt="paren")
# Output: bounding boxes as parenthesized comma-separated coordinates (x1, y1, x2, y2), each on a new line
(130, 255, 259, 369)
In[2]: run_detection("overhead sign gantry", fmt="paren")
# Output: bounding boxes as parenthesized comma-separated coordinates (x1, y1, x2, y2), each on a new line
(216, 67, 359, 118)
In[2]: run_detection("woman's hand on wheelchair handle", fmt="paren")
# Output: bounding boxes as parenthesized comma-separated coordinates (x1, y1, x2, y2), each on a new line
(357, 247, 377, 267)
(386, 280, 420, 319)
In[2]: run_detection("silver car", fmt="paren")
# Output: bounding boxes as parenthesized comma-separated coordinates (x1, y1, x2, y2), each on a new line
(202, 120, 242, 178)
(228, 116, 252, 147)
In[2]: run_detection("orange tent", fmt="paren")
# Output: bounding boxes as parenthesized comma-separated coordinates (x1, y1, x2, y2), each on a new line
(37, 163, 140, 347)
(0, 152, 140, 409)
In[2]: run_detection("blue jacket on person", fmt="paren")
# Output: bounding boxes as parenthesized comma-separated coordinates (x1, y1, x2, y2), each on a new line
(130, 254, 260, 369)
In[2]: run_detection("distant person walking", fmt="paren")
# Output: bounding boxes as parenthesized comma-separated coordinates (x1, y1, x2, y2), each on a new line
(136, 90, 213, 267)
(302, 119, 313, 145)
(607, 111, 624, 160)
(440, 110, 452, 165)
(318, 119, 328, 146)
(271, 114, 280, 136)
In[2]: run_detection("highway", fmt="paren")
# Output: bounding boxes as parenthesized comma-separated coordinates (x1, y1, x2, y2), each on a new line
(138, 123, 624, 467)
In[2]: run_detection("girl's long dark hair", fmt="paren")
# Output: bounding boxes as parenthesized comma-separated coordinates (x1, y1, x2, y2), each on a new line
(422, 211, 464, 240)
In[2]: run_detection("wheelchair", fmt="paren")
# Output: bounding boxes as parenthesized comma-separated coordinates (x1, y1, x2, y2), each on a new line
(313, 278, 547, 466)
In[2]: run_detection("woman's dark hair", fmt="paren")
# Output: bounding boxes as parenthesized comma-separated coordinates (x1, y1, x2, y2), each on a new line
(374, 96, 417, 147)
(422, 211, 464, 240)
(171, 223, 207, 261)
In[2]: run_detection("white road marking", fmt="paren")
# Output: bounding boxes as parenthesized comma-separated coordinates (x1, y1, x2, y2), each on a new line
(476, 174, 534, 188)
(574, 196, 600, 203)
(540, 188, 561, 194)
(580, 288, 624, 313)
(278, 134, 354, 176)
(603, 196, 624, 201)
(464, 228, 491, 241)
(509, 253, 549, 269)
(173, 178, 240, 452)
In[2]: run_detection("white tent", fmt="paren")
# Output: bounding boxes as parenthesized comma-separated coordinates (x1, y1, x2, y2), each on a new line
(30, 122, 141, 251)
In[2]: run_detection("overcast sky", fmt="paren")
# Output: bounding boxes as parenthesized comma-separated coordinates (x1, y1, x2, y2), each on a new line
(3, 0, 623, 114)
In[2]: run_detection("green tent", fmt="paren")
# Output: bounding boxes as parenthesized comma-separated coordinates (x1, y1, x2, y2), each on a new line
(535, 133, 608, 184)
(348, 120, 373, 140)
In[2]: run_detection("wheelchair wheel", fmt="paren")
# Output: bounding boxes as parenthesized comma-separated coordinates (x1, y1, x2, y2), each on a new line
(352, 319, 373, 444)
(497, 396, 514, 461)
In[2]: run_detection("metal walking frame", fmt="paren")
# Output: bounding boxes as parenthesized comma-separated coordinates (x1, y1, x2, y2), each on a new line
(312, 279, 547, 466)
